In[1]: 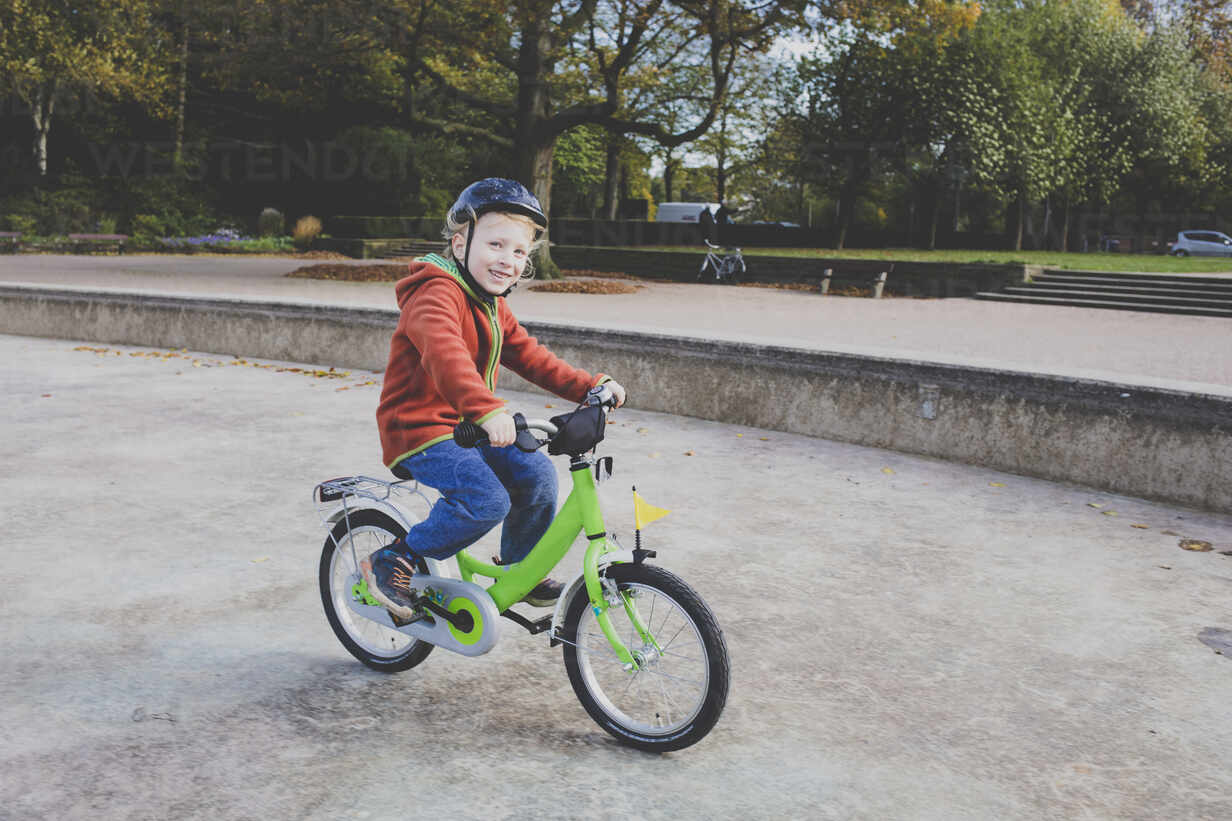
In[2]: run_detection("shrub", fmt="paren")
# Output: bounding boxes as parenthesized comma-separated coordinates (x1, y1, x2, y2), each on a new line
(131, 214, 163, 237)
(292, 215, 322, 249)
(2, 214, 37, 235)
(258, 207, 284, 237)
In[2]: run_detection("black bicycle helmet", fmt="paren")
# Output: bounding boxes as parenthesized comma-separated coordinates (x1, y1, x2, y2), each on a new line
(448, 178, 547, 230)
(447, 178, 546, 298)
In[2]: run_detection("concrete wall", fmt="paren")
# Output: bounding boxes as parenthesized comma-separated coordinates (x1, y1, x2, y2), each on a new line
(3, 283, 1228, 512)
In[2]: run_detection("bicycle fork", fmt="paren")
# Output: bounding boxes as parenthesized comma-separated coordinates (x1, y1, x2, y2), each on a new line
(581, 538, 661, 672)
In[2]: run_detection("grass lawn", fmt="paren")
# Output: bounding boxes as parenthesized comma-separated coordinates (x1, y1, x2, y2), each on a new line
(636, 246, 1232, 274)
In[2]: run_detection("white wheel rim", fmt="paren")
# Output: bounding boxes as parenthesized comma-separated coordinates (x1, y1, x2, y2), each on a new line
(575, 582, 709, 736)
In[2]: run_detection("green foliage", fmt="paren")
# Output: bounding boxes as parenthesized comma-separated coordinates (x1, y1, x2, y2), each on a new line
(2, 214, 37, 234)
(554, 126, 606, 191)
(131, 214, 164, 237)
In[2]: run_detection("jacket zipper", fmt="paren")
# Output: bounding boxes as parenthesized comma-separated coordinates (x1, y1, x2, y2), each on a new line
(480, 301, 501, 390)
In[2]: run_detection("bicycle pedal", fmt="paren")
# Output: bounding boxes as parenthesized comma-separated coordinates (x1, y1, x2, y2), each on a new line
(389, 608, 431, 628)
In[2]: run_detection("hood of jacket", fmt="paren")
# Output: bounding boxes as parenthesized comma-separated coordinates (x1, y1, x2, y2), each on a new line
(395, 253, 496, 311)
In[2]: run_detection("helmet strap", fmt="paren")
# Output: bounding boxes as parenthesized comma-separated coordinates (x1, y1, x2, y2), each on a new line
(463, 221, 475, 275)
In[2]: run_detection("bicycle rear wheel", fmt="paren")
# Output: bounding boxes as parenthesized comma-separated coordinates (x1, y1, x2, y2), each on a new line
(561, 564, 729, 752)
(717, 256, 742, 284)
(319, 509, 434, 672)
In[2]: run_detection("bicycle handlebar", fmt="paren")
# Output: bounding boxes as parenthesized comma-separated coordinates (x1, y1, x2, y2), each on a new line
(453, 414, 559, 450)
(453, 385, 618, 450)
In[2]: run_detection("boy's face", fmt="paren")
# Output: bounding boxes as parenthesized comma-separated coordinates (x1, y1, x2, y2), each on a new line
(452, 212, 535, 295)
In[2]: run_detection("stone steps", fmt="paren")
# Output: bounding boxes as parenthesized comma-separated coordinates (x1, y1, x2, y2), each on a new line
(976, 269, 1232, 317)
(377, 240, 441, 259)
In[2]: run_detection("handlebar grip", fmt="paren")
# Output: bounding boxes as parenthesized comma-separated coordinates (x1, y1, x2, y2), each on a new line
(453, 420, 488, 448)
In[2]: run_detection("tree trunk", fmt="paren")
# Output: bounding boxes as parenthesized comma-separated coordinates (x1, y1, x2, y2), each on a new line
(516, 139, 558, 278)
(1013, 192, 1025, 251)
(663, 153, 676, 203)
(835, 166, 863, 251)
(602, 138, 620, 220)
(174, 17, 190, 166)
(928, 185, 939, 251)
(1060, 197, 1071, 252)
(31, 82, 55, 178)
(513, 17, 561, 278)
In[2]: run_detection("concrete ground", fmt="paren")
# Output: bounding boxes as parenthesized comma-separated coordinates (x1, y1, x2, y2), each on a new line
(1, 254, 1229, 391)
(2, 334, 1230, 820)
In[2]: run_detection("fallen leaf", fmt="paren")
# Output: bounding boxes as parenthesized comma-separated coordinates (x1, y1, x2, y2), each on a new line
(1160, 530, 1181, 537)
(191, 361, 202, 368)
(545, 403, 554, 408)
(41, 393, 51, 398)
(1102, 510, 1118, 517)
(684, 449, 695, 456)
(882, 467, 895, 475)
(251, 556, 270, 563)
(1158, 565, 1172, 570)
(637, 427, 649, 434)
(1131, 524, 1150, 530)
(1087, 503, 1103, 509)
(989, 482, 1005, 488)
(736, 433, 744, 438)
(648, 452, 660, 459)
(759, 437, 770, 441)
(1180, 539, 1213, 552)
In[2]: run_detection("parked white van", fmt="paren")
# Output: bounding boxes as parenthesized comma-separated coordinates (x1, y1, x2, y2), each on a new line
(655, 202, 719, 223)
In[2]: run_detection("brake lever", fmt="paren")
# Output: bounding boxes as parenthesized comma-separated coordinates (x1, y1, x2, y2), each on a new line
(512, 413, 547, 452)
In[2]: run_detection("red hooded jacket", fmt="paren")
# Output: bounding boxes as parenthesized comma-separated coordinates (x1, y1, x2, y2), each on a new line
(376, 254, 607, 467)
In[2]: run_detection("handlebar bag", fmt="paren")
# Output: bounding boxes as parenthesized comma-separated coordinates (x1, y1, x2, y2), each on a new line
(548, 405, 606, 456)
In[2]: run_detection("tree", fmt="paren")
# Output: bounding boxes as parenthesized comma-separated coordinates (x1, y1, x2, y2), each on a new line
(0, 0, 172, 177)
(407, 0, 801, 274)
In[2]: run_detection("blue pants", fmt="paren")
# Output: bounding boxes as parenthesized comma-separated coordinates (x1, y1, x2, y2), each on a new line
(396, 440, 558, 563)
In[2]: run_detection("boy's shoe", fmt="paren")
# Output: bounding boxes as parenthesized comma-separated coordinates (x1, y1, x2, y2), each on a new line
(521, 577, 564, 607)
(359, 543, 420, 619)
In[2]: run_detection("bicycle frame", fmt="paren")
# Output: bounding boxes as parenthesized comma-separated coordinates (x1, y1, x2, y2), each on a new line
(452, 459, 647, 668)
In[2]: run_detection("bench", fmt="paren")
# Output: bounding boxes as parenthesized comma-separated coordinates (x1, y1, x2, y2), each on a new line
(68, 233, 128, 254)
(0, 232, 22, 253)
(818, 261, 895, 298)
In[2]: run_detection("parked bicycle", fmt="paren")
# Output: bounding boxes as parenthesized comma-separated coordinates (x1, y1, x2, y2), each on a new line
(315, 387, 730, 752)
(697, 239, 745, 284)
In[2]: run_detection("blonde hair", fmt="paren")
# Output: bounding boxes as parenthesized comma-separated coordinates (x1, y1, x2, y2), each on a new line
(442, 208, 546, 281)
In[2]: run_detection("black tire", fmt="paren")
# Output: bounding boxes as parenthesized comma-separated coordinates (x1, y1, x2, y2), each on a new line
(318, 509, 434, 672)
(562, 564, 729, 752)
(1175, 249, 1189, 257)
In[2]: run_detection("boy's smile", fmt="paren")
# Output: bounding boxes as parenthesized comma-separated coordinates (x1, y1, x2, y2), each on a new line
(453, 212, 536, 295)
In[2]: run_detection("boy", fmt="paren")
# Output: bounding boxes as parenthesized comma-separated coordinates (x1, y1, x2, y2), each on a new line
(365, 178, 626, 620)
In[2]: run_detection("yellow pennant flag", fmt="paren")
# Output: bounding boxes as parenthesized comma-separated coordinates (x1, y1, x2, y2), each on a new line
(633, 489, 670, 529)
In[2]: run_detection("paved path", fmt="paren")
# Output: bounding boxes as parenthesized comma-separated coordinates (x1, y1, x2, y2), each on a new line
(2, 334, 1230, 819)
(1, 254, 1228, 391)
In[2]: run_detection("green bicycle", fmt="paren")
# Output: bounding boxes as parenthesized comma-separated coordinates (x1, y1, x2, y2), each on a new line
(315, 388, 730, 752)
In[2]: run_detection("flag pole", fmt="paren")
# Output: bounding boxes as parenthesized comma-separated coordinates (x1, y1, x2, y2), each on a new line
(633, 485, 641, 552)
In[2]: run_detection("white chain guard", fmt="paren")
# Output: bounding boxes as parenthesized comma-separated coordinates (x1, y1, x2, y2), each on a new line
(347, 574, 500, 656)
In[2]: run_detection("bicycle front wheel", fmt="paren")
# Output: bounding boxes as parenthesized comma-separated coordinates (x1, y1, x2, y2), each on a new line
(562, 564, 730, 752)
(319, 508, 434, 672)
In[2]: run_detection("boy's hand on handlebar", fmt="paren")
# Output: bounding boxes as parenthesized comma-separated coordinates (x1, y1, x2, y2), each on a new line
(480, 411, 517, 447)
(607, 381, 627, 408)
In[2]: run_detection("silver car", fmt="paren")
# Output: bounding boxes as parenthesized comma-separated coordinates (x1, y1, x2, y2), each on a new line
(1170, 230, 1232, 257)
